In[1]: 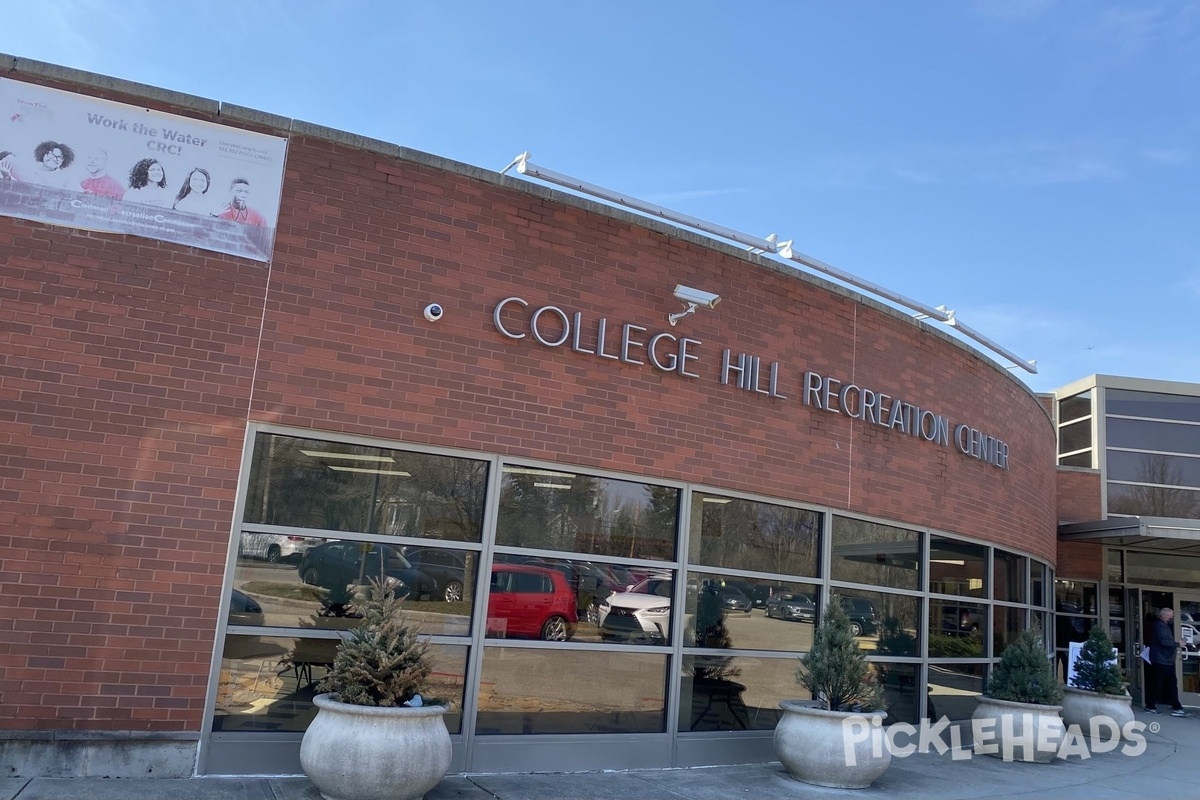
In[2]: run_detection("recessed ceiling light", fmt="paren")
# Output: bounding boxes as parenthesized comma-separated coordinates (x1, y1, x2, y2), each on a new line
(300, 450, 395, 463)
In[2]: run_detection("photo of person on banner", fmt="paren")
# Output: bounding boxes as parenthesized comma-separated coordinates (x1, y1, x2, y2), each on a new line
(172, 167, 212, 214)
(215, 177, 266, 225)
(127, 158, 171, 206)
(29, 141, 76, 188)
(79, 148, 125, 200)
(0, 150, 22, 181)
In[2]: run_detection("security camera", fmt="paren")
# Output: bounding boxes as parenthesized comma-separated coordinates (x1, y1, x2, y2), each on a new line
(423, 303, 444, 322)
(673, 284, 721, 310)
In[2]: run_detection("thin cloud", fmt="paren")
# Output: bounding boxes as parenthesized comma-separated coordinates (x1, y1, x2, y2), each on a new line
(1141, 148, 1191, 165)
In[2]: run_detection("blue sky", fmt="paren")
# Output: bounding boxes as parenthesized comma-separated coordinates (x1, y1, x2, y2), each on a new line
(3, 1, 1198, 394)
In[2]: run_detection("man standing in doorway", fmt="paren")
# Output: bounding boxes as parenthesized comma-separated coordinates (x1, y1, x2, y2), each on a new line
(1145, 607, 1189, 716)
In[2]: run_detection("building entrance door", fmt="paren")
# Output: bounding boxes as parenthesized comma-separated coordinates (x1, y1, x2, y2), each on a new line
(1178, 596, 1200, 706)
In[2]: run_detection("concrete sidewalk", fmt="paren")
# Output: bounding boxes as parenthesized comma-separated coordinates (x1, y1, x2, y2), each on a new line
(2, 710, 1195, 800)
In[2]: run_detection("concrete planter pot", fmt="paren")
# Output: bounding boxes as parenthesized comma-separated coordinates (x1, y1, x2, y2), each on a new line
(774, 700, 891, 789)
(300, 693, 451, 800)
(971, 696, 1064, 763)
(1060, 686, 1134, 735)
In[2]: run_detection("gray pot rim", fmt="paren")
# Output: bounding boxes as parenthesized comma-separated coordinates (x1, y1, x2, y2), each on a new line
(978, 695, 1063, 713)
(779, 699, 888, 720)
(1061, 685, 1132, 701)
(314, 692, 449, 718)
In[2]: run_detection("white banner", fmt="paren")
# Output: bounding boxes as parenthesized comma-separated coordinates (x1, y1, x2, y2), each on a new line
(0, 78, 286, 262)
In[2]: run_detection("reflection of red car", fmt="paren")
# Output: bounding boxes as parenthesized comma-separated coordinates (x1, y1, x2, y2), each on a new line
(487, 565, 577, 641)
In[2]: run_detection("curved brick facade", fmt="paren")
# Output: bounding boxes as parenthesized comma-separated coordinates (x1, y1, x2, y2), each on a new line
(0, 61, 1056, 751)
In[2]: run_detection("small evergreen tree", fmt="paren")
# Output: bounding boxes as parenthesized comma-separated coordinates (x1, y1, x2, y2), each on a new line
(986, 625, 1063, 705)
(1069, 624, 1125, 695)
(316, 579, 433, 707)
(797, 596, 885, 712)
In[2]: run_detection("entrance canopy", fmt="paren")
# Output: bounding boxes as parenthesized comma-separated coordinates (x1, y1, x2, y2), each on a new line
(1059, 517, 1200, 556)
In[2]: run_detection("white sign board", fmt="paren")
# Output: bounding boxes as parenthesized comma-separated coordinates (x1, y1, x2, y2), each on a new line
(0, 78, 286, 262)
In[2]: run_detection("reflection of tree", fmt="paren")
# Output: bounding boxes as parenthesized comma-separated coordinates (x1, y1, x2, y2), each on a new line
(688, 588, 741, 682)
(695, 498, 818, 574)
(875, 616, 916, 657)
(243, 434, 488, 538)
(1109, 454, 1200, 519)
(830, 517, 919, 590)
(497, 475, 678, 559)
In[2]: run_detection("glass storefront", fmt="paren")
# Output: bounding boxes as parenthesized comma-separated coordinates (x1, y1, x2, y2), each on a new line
(206, 427, 1054, 774)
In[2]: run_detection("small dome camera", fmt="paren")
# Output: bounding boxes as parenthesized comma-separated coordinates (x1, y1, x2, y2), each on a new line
(423, 303, 444, 322)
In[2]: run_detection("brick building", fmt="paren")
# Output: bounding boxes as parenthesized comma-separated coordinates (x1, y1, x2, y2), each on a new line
(1, 57, 1195, 778)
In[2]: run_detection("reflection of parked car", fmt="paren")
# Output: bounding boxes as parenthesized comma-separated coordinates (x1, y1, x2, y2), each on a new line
(765, 593, 816, 622)
(751, 585, 784, 609)
(838, 596, 879, 637)
(401, 546, 467, 603)
(487, 564, 577, 641)
(598, 577, 673, 643)
(714, 585, 752, 613)
(228, 588, 264, 626)
(240, 532, 320, 564)
(299, 542, 436, 608)
(940, 604, 984, 635)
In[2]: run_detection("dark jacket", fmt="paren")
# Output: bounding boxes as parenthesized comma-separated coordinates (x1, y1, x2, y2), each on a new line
(1150, 618, 1178, 666)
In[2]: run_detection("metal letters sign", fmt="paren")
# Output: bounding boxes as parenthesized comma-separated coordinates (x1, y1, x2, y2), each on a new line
(494, 296, 1011, 469)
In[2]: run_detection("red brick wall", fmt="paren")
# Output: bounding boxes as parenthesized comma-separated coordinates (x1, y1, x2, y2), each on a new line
(1056, 467, 1103, 524)
(0, 70, 1059, 733)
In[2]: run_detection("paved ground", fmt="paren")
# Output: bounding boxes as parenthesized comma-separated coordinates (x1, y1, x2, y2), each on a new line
(1, 709, 1195, 800)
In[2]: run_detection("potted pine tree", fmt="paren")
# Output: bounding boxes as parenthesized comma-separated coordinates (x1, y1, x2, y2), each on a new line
(774, 596, 891, 789)
(298, 579, 452, 800)
(1061, 624, 1134, 734)
(971, 625, 1065, 763)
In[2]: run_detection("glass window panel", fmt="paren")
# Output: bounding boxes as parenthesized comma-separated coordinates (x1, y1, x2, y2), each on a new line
(927, 663, 985, 721)
(1058, 391, 1092, 424)
(1107, 551, 1123, 585)
(928, 600, 986, 658)
(871, 662, 921, 725)
(488, 555, 656, 645)
(212, 636, 465, 733)
(1108, 483, 1200, 520)
(242, 433, 488, 541)
(496, 467, 678, 560)
(1033, 611, 1051, 652)
(1059, 452, 1092, 468)
(1055, 581, 1097, 615)
(1108, 587, 1125, 619)
(1106, 418, 1200, 455)
(476, 648, 666, 734)
(1107, 450, 1200, 488)
(1058, 419, 1092, 456)
(684, 573, 818, 652)
(1107, 389, 1200, 423)
(993, 551, 1027, 603)
(688, 493, 819, 576)
(928, 537, 987, 598)
(1031, 562, 1046, 607)
(828, 589, 920, 657)
(1125, 552, 1200, 590)
(231, 536, 476, 636)
(680, 655, 809, 732)
(993, 606, 1026, 658)
(830, 517, 921, 591)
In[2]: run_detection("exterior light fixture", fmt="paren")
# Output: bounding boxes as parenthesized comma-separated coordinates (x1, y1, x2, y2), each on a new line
(668, 284, 721, 326)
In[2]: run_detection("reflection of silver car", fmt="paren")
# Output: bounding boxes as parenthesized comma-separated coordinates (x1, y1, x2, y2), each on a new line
(240, 532, 321, 563)
(598, 578, 673, 643)
(765, 593, 816, 622)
